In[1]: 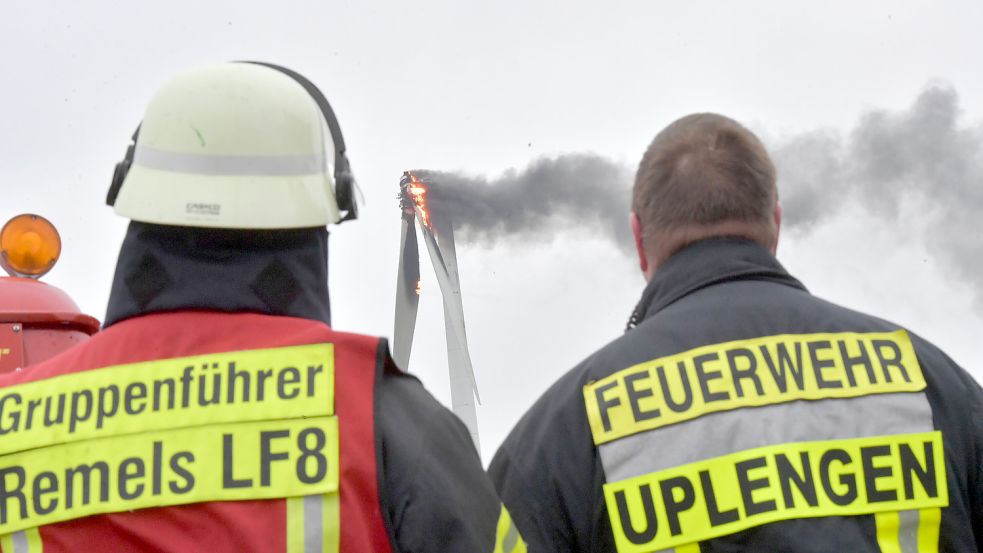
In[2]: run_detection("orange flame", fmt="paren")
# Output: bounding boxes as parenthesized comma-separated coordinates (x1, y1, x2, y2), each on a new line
(415, 279, 422, 295)
(407, 174, 432, 228)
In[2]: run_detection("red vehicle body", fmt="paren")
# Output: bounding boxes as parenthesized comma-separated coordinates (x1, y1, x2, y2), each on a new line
(0, 214, 99, 373)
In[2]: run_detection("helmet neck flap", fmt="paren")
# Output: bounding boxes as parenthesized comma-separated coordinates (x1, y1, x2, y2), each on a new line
(104, 222, 331, 328)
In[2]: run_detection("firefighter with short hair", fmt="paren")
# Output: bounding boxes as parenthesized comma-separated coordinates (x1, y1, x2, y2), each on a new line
(490, 113, 983, 552)
(0, 62, 523, 553)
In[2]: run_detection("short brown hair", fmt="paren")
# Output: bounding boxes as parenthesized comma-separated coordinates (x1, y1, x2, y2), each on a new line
(633, 113, 777, 260)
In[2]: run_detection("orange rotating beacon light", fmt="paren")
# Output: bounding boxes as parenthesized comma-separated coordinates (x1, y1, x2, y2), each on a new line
(0, 214, 99, 373)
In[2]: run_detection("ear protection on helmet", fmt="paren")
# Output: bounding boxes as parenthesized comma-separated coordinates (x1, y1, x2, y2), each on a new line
(242, 61, 357, 222)
(106, 126, 139, 208)
(106, 62, 358, 223)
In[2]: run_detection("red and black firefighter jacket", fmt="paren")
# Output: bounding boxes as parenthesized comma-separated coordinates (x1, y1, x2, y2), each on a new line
(490, 236, 983, 552)
(0, 222, 522, 552)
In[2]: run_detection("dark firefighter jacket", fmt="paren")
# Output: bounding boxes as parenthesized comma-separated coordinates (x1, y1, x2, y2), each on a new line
(489, 236, 983, 553)
(0, 222, 519, 552)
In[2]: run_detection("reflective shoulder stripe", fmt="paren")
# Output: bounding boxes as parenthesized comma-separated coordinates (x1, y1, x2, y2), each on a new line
(492, 505, 526, 553)
(287, 493, 340, 553)
(0, 529, 42, 553)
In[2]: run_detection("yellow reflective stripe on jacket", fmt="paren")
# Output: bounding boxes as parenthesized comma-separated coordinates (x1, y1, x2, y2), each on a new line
(600, 392, 933, 483)
(917, 507, 942, 552)
(584, 331, 924, 445)
(875, 508, 941, 553)
(666, 543, 700, 553)
(0, 528, 42, 553)
(605, 432, 947, 553)
(493, 505, 526, 553)
(286, 493, 340, 553)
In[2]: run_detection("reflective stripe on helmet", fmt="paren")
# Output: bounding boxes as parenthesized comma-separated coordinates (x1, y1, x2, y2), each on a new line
(134, 146, 326, 177)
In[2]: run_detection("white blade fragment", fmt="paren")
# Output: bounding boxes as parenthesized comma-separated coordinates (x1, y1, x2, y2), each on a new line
(431, 214, 480, 404)
(392, 213, 420, 370)
(417, 212, 481, 453)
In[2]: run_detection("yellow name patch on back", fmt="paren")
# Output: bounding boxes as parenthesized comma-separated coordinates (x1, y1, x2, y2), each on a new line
(605, 432, 947, 552)
(0, 343, 339, 534)
(0, 417, 339, 534)
(584, 331, 924, 444)
(0, 343, 334, 455)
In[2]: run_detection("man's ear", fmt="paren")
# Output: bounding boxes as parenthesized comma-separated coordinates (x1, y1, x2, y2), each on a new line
(630, 211, 649, 277)
(771, 201, 782, 254)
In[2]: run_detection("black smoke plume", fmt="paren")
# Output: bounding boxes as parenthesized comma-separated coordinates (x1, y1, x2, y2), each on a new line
(417, 155, 634, 251)
(415, 84, 982, 299)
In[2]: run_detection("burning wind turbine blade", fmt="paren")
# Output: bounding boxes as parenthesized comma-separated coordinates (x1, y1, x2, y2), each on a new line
(392, 211, 420, 370)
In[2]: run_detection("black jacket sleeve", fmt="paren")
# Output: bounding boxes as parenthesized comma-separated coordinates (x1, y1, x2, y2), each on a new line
(910, 335, 983, 551)
(971, 377, 983, 548)
(489, 365, 612, 553)
(376, 368, 502, 552)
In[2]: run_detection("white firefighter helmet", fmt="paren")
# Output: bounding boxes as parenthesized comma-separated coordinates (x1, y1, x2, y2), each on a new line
(107, 62, 357, 228)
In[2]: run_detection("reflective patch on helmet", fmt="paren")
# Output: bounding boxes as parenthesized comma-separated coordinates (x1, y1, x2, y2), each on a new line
(134, 146, 326, 177)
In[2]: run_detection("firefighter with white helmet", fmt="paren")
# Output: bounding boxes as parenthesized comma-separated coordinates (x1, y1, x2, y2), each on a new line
(109, 62, 351, 229)
(0, 62, 524, 552)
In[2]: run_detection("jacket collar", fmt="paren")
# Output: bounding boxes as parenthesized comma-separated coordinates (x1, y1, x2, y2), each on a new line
(104, 222, 332, 328)
(625, 236, 806, 330)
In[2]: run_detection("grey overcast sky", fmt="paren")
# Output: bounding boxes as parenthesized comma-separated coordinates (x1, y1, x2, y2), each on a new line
(3, 0, 982, 460)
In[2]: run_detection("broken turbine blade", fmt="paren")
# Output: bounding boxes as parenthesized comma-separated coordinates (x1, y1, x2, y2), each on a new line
(418, 221, 481, 453)
(392, 211, 420, 370)
(431, 214, 481, 404)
